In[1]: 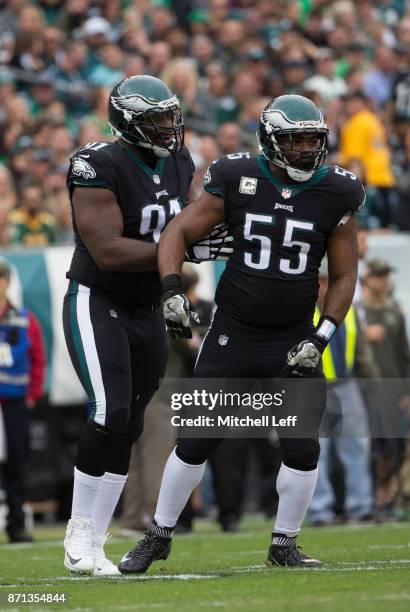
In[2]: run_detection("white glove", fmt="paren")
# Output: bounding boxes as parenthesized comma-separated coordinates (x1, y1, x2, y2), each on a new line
(186, 223, 233, 263)
(284, 340, 323, 377)
(162, 294, 200, 339)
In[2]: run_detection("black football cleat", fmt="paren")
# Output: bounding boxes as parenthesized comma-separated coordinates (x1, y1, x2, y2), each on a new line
(118, 531, 172, 574)
(267, 537, 322, 568)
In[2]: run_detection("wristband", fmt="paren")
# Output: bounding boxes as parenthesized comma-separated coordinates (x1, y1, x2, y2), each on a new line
(161, 274, 183, 299)
(315, 316, 338, 345)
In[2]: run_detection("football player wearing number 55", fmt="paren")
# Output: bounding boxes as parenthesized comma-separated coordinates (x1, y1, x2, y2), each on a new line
(62, 75, 233, 576)
(119, 95, 366, 573)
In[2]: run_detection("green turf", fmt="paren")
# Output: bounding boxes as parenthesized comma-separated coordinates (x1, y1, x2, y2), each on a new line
(1, 518, 410, 612)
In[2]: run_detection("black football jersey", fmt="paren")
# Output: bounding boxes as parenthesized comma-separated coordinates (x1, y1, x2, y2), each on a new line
(204, 153, 365, 329)
(66, 141, 194, 307)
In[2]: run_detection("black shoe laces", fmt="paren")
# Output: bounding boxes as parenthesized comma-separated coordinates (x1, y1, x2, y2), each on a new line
(128, 531, 168, 559)
(273, 541, 309, 564)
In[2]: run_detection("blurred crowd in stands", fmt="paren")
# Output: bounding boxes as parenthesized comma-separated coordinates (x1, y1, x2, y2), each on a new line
(0, 0, 409, 245)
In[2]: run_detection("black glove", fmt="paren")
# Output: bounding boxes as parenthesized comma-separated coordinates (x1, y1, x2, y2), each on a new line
(161, 274, 200, 339)
(186, 223, 233, 263)
(284, 316, 337, 377)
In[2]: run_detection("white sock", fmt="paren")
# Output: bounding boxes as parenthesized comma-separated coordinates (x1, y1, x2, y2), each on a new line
(274, 463, 318, 537)
(154, 447, 206, 528)
(71, 467, 103, 520)
(92, 471, 128, 539)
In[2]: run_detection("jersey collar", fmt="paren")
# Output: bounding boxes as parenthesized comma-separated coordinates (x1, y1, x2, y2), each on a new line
(120, 144, 166, 178)
(256, 155, 328, 198)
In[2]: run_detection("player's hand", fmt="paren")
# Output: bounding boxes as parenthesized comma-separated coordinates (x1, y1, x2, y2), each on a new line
(161, 275, 200, 339)
(283, 316, 337, 377)
(162, 294, 200, 339)
(284, 339, 324, 377)
(186, 223, 233, 263)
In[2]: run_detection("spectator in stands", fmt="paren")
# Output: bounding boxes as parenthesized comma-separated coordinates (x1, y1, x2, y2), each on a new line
(44, 164, 73, 244)
(161, 58, 200, 119)
(303, 48, 347, 101)
(29, 72, 56, 117)
(123, 54, 146, 79)
(50, 40, 91, 118)
(42, 26, 66, 67)
(336, 42, 369, 79)
(30, 148, 52, 185)
(77, 120, 105, 148)
(88, 42, 125, 88)
(0, 69, 16, 124)
(309, 260, 375, 526)
(0, 165, 16, 213)
(47, 124, 73, 168)
(55, 0, 92, 34)
(215, 18, 245, 67)
(9, 178, 57, 246)
(81, 86, 112, 139)
(394, 125, 410, 230)
(0, 258, 45, 542)
(217, 123, 242, 155)
(363, 47, 397, 109)
(190, 35, 215, 76)
(397, 16, 410, 54)
(281, 59, 309, 95)
(147, 41, 171, 77)
(361, 259, 410, 516)
(7, 136, 33, 191)
(339, 91, 396, 227)
(2, 94, 32, 155)
(197, 60, 237, 125)
(0, 165, 15, 246)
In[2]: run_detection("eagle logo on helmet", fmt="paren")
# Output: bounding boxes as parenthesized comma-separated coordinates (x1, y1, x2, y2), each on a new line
(110, 94, 180, 122)
(72, 157, 96, 180)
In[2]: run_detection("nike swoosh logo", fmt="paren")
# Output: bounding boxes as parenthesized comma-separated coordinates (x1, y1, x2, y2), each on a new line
(120, 553, 130, 563)
(79, 154, 90, 158)
(67, 552, 81, 565)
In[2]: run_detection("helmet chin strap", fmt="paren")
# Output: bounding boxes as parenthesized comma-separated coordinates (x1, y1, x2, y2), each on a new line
(112, 127, 172, 158)
(285, 166, 315, 182)
(137, 140, 171, 158)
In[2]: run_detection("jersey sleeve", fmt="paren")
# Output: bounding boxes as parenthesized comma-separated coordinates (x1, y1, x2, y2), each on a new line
(203, 157, 228, 199)
(333, 166, 366, 225)
(345, 176, 366, 215)
(66, 148, 117, 195)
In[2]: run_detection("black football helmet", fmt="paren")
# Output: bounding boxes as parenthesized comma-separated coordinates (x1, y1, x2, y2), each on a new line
(257, 95, 328, 182)
(108, 75, 184, 157)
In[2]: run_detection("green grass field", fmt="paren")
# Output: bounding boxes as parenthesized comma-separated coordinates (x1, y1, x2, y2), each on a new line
(1, 518, 410, 612)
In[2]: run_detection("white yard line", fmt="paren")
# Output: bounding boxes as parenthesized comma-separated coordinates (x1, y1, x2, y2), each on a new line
(1, 559, 410, 589)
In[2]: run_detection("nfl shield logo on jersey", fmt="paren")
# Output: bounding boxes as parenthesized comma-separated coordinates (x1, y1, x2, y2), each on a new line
(153, 174, 161, 185)
(281, 187, 292, 199)
(218, 334, 229, 346)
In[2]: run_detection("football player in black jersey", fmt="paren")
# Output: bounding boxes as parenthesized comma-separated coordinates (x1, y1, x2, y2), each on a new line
(119, 95, 366, 573)
(62, 75, 232, 575)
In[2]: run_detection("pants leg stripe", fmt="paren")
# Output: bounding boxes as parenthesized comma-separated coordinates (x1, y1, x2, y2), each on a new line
(68, 281, 95, 412)
(194, 306, 216, 372)
(76, 284, 107, 425)
(70, 283, 107, 425)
